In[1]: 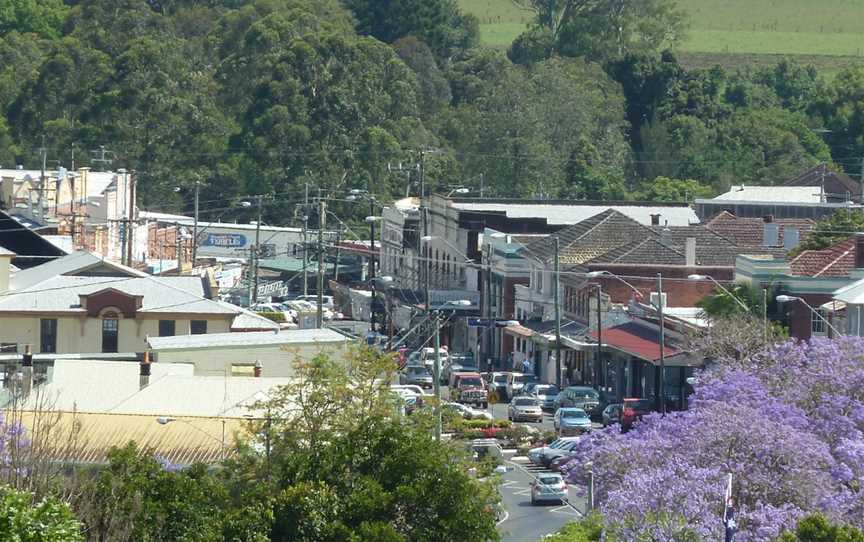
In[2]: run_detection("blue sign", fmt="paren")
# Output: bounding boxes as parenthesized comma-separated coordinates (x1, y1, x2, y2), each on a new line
(201, 233, 246, 248)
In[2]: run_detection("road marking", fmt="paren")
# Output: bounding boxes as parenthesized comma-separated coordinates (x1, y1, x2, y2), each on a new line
(496, 509, 510, 526)
(500, 480, 520, 489)
(512, 488, 532, 496)
(549, 504, 580, 516)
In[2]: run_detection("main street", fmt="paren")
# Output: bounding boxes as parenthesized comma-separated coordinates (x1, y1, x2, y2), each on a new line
(496, 458, 584, 542)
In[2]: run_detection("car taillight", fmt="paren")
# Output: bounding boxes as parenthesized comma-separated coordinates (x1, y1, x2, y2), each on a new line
(624, 408, 635, 417)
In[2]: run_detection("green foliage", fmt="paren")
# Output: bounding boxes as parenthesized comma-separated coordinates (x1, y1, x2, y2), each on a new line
(634, 176, 713, 202)
(0, 0, 68, 39)
(544, 513, 605, 542)
(795, 209, 864, 255)
(345, 0, 478, 58)
(778, 514, 864, 542)
(0, 486, 82, 542)
(696, 281, 765, 319)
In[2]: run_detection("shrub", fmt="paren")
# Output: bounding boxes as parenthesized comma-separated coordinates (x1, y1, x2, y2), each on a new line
(257, 311, 285, 323)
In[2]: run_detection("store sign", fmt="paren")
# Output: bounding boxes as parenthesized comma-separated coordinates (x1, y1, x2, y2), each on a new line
(201, 233, 246, 248)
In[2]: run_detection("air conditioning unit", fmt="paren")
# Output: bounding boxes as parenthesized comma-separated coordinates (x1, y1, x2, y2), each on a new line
(649, 292, 667, 310)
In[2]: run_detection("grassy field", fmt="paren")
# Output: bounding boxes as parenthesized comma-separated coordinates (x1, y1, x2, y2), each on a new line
(458, 0, 864, 70)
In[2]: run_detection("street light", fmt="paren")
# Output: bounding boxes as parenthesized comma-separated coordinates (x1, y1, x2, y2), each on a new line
(585, 270, 643, 299)
(687, 275, 749, 311)
(776, 295, 842, 337)
(446, 187, 470, 197)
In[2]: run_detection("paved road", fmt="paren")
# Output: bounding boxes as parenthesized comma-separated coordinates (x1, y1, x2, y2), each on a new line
(497, 458, 584, 542)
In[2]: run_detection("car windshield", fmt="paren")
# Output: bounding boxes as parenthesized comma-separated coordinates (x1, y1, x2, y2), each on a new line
(561, 409, 588, 419)
(514, 398, 537, 406)
(493, 375, 508, 384)
(625, 399, 653, 410)
(537, 475, 562, 485)
(513, 374, 526, 384)
(459, 377, 482, 388)
(407, 367, 430, 376)
(568, 387, 599, 400)
(536, 385, 559, 395)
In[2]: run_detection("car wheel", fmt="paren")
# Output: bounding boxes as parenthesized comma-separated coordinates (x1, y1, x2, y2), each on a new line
(530, 496, 535, 506)
(482, 402, 488, 409)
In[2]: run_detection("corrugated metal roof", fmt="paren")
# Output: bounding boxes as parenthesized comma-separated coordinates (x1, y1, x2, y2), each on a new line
(714, 186, 823, 203)
(0, 274, 236, 314)
(449, 202, 698, 227)
(588, 322, 681, 363)
(18, 411, 251, 465)
(148, 329, 348, 350)
(23, 360, 293, 417)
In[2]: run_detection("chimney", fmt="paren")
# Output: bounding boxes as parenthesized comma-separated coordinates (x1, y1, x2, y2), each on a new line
(21, 344, 32, 396)
(783, 227, 800, 251)
(856, 235, 864, 269)
(0, 250, 15, 295)
(763, 223, 779, 247)
(685, 237, 696, 267)
(650, 213, 661, 226)
(139, 351, 151, 390)
(254, 360, 262, 378)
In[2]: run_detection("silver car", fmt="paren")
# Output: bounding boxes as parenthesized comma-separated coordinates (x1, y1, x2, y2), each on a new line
(554, 407, 592, 435)
(400, 365, 433, 388)
(507, 397, 543, 423)
(531, 473, 568, 504)
(531, 384, 560, 411)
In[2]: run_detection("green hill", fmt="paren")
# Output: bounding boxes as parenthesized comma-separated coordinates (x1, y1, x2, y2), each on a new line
(458, 0, 864, 71)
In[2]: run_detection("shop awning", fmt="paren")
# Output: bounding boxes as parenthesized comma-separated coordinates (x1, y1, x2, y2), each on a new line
(504, 324, 534, 338)
(589, 322, 685, 364)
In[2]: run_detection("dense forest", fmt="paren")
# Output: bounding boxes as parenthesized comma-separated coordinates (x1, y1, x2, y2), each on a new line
(0, 0, 862, 225)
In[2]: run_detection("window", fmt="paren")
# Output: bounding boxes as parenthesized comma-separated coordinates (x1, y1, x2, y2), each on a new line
(40, 319, 57, 353)
(102, 319, 119, 353)
(812, 309, 828, 336)
(0, 343, 17, 354)
(191, 320, 207, 335)
(158, 320, 176, 337)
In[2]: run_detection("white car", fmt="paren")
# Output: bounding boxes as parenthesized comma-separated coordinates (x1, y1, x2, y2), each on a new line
(444, 402, 493, 421)
(390, 384, 431, 397)
(293, 294, 335, 310)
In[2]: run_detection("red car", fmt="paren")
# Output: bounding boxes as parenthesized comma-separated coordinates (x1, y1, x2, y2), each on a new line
(621, 398, 653, 431)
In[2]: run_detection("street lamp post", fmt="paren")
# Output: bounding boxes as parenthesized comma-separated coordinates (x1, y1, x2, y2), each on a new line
(687, 274, 767, 339)
(776, 295, 842, 337)
(433, 299, 472, 441)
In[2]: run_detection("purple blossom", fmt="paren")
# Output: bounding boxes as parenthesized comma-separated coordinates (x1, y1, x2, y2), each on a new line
(563, 337, 864, 539)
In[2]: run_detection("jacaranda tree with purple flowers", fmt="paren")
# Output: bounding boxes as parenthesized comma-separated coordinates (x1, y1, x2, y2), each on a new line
(562, 337, 864, 541)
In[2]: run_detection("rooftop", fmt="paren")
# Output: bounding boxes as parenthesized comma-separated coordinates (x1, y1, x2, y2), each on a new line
(789, 237, 856, 277)
(704, 211, 814, 247)
(446, 199, 699, 227)
(783, 163, 861, 199)
(147, 329, 348, 351)
(712, 185, 823, 203)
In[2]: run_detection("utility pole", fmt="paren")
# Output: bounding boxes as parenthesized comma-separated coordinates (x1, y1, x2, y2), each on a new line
(175, 222, 182, 275)
(38, 136, 46, 220)
(126, 170, 136, 267)
(484, 243, 493, 372)
(553, 237, 562, 388)
(251, 196, 263, 304)
(302, 214, 308, 296)
(334, 227, 342, 282)
(657, 273, 666, 415)
(369, 197, 377, 333)
(433, 311, 442, 441)
(192, 180, 200, 265)
(596, 284, 603, 390)
(118, 169, 128, 265)
(316, 199, 326, 328)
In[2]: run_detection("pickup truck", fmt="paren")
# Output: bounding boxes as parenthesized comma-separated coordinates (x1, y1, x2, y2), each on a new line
(450, 372, 489, 409)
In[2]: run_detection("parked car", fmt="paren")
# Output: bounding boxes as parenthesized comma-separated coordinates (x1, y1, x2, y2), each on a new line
(442, 352, 478, 384)
(400, 365, 434, 388)
(527, 437, 580, 466)
(490, 372, 510, 401)
(406, 351, 423, 367)
(542, 439, 581, 467)
(507, 396, 544, 423)
(553, 407, 592, 435)
(420, 347, 449, 371)
(293, 294, 335, 310)
(602, 403, 623, 427)
(530, 384, 560, 411)
(530, 473, 568, 505)
(554, 386, 601, 419)
(621, 398, 653, 431)
(549, 452, 578, 472)
(390, 384, 430, 397)
(450, 372, 489, 408)
(443, 401, 493, 421)
(506, 372, 537, 399)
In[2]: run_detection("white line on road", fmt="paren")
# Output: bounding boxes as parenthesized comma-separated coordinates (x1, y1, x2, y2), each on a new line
(496, 509, 510, 526)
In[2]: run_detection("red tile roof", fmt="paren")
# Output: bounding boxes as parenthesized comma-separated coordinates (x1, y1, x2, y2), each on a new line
(705, 211, 814, 247)
(789, 237, 857, 277)
(588, 322, 680, 363)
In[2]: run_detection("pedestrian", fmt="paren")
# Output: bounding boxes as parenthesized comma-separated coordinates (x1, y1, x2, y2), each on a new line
(521, 357, 531, 375)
